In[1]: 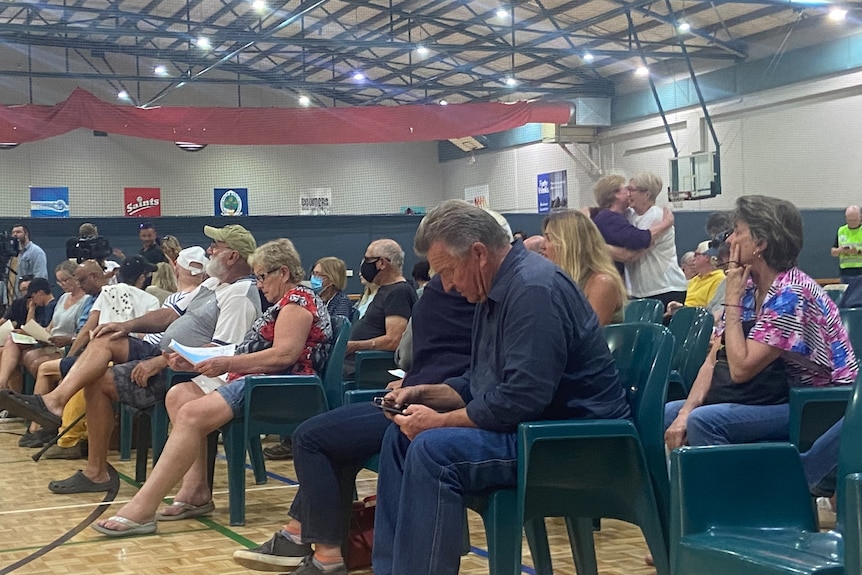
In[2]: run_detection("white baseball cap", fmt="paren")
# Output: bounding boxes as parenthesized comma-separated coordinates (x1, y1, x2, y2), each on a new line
(104, 261, 121, 273)
(177, 246, 208, 276)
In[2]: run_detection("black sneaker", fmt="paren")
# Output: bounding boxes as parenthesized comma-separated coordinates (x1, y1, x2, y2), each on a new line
(232, 531, 312, 571)
(263, 439, 293, 460)
(292, 555, 348, 575)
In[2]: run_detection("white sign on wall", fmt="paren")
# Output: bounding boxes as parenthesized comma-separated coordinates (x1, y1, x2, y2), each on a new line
(300, 188, 332, 215)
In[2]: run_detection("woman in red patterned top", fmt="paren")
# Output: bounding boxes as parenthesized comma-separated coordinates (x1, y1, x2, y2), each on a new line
(93, 238, 332, 537)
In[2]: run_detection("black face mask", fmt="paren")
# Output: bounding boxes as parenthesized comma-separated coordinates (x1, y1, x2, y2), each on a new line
(360, 259, 380, 283)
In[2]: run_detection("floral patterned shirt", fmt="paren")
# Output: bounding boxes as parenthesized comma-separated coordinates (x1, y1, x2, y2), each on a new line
(227, 285, 331, 380)
(718, 267, 857, 387)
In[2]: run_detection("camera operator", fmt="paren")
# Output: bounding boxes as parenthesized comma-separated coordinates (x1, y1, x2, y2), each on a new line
(11, 224, 48, 296)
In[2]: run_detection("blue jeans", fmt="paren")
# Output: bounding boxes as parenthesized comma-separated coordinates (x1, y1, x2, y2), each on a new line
(664, 400, 790, 445)
(800, 417, 843, 497)
(372, 424, 518, 575)
(287, 402, 393, 545)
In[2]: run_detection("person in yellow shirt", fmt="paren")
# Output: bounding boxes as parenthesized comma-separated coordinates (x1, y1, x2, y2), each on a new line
(667, 241, 725, 314)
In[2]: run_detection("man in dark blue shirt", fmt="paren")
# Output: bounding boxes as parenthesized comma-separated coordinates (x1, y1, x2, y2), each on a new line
(372, 200, 631, 575)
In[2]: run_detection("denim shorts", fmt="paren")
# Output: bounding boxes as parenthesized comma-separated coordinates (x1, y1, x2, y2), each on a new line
(214, 376, 247, 418)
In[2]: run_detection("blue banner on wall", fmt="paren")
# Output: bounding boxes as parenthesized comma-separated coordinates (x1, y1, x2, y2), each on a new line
(536, 170, 568, 213)
(30, 186, 70, 218)
(214, 188, 248, 216)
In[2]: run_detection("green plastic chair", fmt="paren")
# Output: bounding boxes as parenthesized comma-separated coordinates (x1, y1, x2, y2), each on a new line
(468, 322, 675, 575)
(343, 350, 397, 391)
(666, 307, 714, 401)
(220, 315, 351, 525)
(787, 307, 861, 452)
(624, 298, 665, 324)
(669, 377, 862, 575)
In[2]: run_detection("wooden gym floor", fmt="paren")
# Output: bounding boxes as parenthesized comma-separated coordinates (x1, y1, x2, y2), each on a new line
(0, 418, 655, 575)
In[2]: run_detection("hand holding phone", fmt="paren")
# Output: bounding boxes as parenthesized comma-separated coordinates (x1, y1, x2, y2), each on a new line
(373, 396, 407, 416)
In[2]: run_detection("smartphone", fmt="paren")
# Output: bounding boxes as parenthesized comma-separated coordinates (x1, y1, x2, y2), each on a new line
(372, 396, 407, 415)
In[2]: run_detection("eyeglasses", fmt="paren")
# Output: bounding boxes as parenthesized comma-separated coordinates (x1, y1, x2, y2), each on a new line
(627, 186, 648, 194)
(362, 256, 389, 264)
(255, 268, 282, 283)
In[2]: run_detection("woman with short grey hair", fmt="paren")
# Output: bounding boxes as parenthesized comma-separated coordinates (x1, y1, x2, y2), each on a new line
(625, 171, 688, 307)
(665, 195, 857, 450)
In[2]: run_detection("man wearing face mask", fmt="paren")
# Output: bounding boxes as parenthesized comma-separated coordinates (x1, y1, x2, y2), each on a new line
(343, 239, 417, 377)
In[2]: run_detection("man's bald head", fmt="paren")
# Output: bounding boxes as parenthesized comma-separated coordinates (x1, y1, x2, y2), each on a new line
(847, 205, 862, 229)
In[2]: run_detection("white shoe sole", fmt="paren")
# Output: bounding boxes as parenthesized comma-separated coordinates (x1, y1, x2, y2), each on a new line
(232, 549, 308, 572)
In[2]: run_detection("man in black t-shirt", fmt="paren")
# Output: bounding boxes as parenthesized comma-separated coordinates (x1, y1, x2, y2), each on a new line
(344, 239, 417, 376)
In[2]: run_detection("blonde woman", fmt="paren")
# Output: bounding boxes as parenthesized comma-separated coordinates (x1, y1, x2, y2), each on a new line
(146, 262, 179, 305)
(542, 210, 627, 325)
(160, 235, 182, 263)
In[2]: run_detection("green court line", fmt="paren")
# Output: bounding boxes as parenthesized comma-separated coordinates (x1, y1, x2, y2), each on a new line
(114, 469, 258, 547)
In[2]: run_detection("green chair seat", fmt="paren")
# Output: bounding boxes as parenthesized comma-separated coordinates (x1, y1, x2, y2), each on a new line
(677, 528, 844, 575)
(624, 298, 665, 324)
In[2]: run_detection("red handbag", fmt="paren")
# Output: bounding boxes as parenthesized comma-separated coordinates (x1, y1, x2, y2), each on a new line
(346, 495, 376, 570)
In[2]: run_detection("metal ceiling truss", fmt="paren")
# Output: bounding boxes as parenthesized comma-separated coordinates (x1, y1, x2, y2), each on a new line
(0, 0, 852, 107)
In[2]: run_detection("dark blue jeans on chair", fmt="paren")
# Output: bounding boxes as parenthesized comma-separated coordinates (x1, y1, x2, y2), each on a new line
(372, 424, 518, 575)
(287, 402, 393, 545)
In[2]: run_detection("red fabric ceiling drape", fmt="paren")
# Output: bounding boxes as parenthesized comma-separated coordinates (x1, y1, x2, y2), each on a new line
(0, 89, 572, 145)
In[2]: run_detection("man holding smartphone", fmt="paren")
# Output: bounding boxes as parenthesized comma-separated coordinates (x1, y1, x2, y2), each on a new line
(371, 200, 631, 575)
(831, 204, 862, 284)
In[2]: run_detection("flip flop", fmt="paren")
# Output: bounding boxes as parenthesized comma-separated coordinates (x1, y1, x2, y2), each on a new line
(155, 500, 215, 521)
(91, 516, 157, 537)
(0, 390, 62, 429)
(48, 470, 116, 494)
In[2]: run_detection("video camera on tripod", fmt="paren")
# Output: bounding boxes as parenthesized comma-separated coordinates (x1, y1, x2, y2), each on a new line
(0, 231, 20, 273)
(66, 235, 112, 263)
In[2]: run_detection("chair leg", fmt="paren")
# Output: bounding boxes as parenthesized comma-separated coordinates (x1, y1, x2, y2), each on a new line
(222, 424, 247, 526)
(248, 435, 267, 485)
(134, 412, 151, 483)
(461, 508, 471, 556)
(480, 489, 522, 575)
(525, 518, 553, 575)
(206, 431, 218, 491)
(150, 403, 170, 464)
(565, 516, 599, 575)
(119, 405, 133, 461)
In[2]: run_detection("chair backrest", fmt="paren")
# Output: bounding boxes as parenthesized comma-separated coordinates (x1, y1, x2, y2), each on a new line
(352, 351, 397, 390)
(322, 316, 351, 409)
(667, 306, 714, 389)
(840, 307, 862, 357)
(624, 298, 664, 324)
(837, 377, 862, 526)
(603, 322, 675, 516)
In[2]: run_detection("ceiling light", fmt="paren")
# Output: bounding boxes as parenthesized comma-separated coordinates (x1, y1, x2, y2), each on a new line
(505, 76, 518, 86)
(677, 21, 691, 33)
(352, 72, 366, 81)
(416, 45, 429, 56)
(583, 52, 594, 62)
(439, 99, 448, 106)
(496, 8, 509, 19)
(298, 95, 311, 106)
(828, 7, 848, 20)
(196, 36, 211, 50)
(636, 66, 649, 77)
(154, 65, 168, 76)
(117, 90, 130, 100)
(175, 141, 207, 152)
(252, 0, 267, 11)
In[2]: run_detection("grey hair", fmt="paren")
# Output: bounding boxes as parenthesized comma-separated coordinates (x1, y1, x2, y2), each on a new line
(593, 174, 627, 209)
(56, 260, 79, 277)
(249, 238, 305, 283)
(369, 239, 404, 271)
(630, 172, 663, 202)
(734, 195, 802, 271)
(414, 199, 511, 258)
(679, 251, 695, 266)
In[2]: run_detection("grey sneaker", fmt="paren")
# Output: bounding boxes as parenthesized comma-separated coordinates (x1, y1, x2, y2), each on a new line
(232, 531, 312, 571)
(292, 555, 348, 575)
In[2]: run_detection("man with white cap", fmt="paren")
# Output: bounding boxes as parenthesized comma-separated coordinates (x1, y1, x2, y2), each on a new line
(0, 225, 262, 494)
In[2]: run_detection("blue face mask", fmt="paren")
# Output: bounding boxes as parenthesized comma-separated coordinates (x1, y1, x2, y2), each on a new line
(310, 275, 325, 293)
